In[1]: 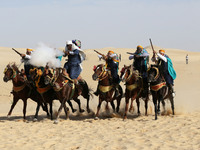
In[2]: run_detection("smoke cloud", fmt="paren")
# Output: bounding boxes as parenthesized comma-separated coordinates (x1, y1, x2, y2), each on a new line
(29, 43, 64, 68)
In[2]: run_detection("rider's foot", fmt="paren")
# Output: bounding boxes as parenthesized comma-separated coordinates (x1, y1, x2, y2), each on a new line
(172, 92, 175, 98)
(93, 91, 98, 96)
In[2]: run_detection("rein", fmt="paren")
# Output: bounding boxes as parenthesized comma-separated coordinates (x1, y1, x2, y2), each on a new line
(96, 65, 113, 93)
(124, 68, 133, 82)
(97, 66, 109, 81)
(152, 67, 159, 80)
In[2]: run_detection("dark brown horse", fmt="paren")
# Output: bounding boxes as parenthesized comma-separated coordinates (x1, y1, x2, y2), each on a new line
(40, 67, 78, 124)
(43, 67, 91, 114)
(147, 65, 175, 120)
(92, 64, 123, 119)
(3, 63, 48, 120)
(120, 65, 149, 119)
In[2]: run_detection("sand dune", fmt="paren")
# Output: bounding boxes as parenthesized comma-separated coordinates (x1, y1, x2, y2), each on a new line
(0, 46, 200, 150)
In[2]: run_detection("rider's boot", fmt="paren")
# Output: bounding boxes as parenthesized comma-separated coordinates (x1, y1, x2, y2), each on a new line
(73, 79, 82, 95)
(169, 84, 175, 97)
(114, 84, 120, 97)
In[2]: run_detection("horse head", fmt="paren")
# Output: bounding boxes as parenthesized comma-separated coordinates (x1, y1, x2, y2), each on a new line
(92, 64, 106, 81)
(3, 63, 18, 82)
(120, 65, 138, 83)
(147, 65, 160, 83)
(43, 67, 56, 85)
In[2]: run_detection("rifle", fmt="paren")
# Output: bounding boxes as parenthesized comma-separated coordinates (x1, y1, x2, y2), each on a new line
(94, 50, 106, 59)
(12, 48, 22, 56)
(126, 52, 135, 55)
(149, 38, 156, 53)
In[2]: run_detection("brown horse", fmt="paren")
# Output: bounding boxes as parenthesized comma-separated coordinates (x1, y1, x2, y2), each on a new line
(3, 63, 49, 120)
(39, 67, 78, 124)
(147, 65, 175, 120)
(120, 65, 149, 119)
(92, 64, 123, 120)
(43, 67, 91, 114)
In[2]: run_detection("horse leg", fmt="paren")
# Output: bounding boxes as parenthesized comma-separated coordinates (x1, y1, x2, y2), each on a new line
(43, 103, 50, 117)
(161, 100, 166, 115)
(74, 98, 85, 113)
(110, 101, 115, 112)
(129, 99, 134, 113)
(144, 97, 148, 116)
(33, 102, 40, 121)
(95, 98, 102, 120)
(7, 97, 19, 118)
(170, 97, 175, 115)
(86, 96, 91, 113)
(49, 101, 53, 120)
(136, 98, 141, 116)
(153, 97, 158, 120)
(124, 97, 130, 120)
(157, 99, 161, 115)
(63, 103, 70, 119)
(22, 99, 27, 120)
(54, 98, 66, 124)
(67, 100, 77, 113)
(116, 97, 121, 113)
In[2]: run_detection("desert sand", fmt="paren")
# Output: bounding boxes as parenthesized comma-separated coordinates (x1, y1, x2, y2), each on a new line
(0, 46, 200, 150)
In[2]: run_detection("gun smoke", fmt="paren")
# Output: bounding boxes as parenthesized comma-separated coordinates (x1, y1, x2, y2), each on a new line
(29, 43, 64, 68)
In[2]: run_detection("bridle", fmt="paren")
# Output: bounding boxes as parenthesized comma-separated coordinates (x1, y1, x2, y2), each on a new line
(95, 65, 109, 81)
(149, 67, 159, 81)
(45, 69, 58, 85)
(4, 66, 17, 79)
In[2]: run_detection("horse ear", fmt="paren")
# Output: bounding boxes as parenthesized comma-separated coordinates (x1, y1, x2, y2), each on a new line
(93, 65, 97, 71)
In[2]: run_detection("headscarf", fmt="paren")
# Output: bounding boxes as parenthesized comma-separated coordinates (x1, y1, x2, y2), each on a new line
(159, 49, 165, 54)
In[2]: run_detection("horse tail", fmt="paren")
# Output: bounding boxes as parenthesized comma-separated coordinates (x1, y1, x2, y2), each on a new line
(80, 80, 93, 99)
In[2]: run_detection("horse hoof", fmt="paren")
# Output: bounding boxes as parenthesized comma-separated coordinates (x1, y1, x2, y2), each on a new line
(80, 109, 85, 113)
(72, 109, 77, 113)
(94, 117, 99, 120)
(54, 120, 59, 124)
(7, 115, 11, 118)
(33, 118, 38, 122)
(87, 109, 91, 113)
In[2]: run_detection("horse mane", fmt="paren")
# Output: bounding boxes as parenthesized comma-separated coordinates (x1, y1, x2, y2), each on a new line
(9, 62, 19, 72)
(129, 65, 140, 81)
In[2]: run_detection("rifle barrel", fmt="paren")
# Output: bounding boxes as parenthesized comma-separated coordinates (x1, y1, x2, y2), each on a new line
(12, 48, 21, 55)
(149, 38, 155, 52)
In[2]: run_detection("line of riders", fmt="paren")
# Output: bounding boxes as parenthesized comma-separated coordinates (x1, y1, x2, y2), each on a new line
(4, 39, 176, 122)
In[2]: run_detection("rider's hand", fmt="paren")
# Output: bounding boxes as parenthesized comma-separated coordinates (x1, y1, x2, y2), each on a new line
(21, 54, 25, 58)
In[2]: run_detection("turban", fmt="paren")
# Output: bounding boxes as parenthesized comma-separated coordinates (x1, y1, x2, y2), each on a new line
(27, 48, 33, 52)
(159, 49, 165, 54)
(137, 45, 143, 49)
(108, 50, 114, 54)
(66, 40, 73, 45)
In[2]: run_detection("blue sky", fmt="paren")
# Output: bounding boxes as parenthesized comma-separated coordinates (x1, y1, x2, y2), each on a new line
(0, 0, 200, 51)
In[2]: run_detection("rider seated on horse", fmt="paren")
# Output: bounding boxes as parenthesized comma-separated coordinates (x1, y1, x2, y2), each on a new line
(151, 49, 176, 97)
(129, 45, 149, 96)
(94, 50, 120, 97)
(20, 48, 34, 81)
(63, 40, 86, 94)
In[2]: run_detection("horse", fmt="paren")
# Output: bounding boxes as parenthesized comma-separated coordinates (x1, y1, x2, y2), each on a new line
(43, 67, 91, 114)
(3, 63, 49, 120)
(92, 64, 123, 119)
(38, 67, 79, 124)
(120, 65, 149, 119)
(147, 65, 175, 120)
